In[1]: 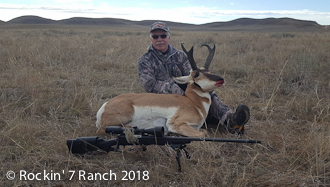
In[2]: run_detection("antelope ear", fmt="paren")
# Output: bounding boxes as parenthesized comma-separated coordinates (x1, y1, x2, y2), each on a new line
(173, 75, 192, 84)
(173, 71, 196, 84)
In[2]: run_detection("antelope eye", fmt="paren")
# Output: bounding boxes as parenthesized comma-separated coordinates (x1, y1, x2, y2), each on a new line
(194, 72, 200, 78)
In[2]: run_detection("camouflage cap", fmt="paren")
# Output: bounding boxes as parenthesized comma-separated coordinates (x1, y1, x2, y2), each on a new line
(150, 22, 169, 32)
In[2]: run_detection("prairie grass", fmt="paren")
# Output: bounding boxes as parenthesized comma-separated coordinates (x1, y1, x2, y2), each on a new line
(0, 27, 330, 186)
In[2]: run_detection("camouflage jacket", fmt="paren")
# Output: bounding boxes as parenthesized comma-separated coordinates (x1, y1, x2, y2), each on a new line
(137, 43, 191, 95)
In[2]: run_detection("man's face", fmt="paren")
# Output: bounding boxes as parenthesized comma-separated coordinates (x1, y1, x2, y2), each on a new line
(150, 29, 170, 53)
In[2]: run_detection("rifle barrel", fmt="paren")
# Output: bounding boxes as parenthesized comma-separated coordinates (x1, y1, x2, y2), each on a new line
(160, 136, 261, 144)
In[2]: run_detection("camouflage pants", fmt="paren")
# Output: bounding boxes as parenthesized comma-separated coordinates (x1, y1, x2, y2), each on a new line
(206, 92, 233, 127)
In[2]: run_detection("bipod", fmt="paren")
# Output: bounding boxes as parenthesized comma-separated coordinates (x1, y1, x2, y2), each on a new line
(171, 144, 191, 172)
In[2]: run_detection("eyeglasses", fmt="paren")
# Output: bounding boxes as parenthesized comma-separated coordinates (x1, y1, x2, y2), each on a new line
(151, 34, 168, 39)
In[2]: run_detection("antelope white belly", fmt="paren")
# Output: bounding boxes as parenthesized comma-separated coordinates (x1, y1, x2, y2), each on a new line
(126, 106, 178, 134)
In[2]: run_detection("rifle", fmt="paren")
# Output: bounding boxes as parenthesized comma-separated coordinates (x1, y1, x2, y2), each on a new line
(67, 126, 261, 172)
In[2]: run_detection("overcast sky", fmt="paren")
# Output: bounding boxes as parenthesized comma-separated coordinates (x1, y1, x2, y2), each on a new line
(1, 0, 329, 25)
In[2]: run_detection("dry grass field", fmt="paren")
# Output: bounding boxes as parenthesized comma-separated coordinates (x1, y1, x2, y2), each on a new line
(0, 26, 330, 186)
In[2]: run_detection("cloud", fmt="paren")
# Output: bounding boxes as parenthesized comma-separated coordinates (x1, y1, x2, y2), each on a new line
(172, 7, 330, 24)
(53, 0, 93, 3)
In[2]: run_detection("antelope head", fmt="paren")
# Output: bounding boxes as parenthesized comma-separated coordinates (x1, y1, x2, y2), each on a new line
(173, 43, 225, 92)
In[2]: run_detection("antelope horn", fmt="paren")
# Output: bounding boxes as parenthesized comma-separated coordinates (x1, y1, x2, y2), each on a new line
(181, 43, 199, 71)
(201, 44, 215, 70)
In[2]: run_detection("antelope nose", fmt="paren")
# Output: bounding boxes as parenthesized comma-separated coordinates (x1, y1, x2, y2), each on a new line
(215, 80, 225, 87)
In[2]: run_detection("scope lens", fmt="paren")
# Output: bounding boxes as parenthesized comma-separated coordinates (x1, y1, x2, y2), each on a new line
(105, 126, 124, 134)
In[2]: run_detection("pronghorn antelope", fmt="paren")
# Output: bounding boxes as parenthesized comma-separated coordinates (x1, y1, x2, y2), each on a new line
(95, 43, 224, 138)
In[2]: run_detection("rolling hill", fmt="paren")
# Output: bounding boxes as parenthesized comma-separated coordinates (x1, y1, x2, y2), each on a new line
(202, 17, 322, 30)
(8, 15, 56, 24)
(56, 17, 134, 26)
(4, 15, 323, 31)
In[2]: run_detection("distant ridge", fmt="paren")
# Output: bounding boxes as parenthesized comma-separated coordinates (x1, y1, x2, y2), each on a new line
(4, 15, 323, 31)
(6, 16, 197, 28)
(8, 15, 56, 24)
(56, 17, 134, 26)
(203, 17, 320, 28)
(0, 21, 6, 25)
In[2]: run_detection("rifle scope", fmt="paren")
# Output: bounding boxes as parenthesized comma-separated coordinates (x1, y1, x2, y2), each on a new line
(105, 126, 164, 137)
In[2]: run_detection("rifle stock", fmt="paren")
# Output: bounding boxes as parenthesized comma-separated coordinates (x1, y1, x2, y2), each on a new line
(67, 136, 117, 154)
